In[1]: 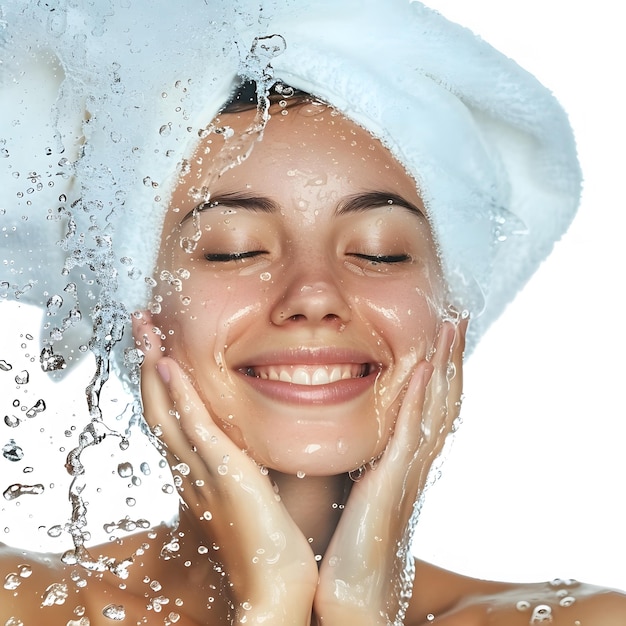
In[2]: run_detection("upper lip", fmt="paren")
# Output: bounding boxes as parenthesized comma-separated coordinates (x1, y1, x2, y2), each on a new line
(234, 346, 380, 369)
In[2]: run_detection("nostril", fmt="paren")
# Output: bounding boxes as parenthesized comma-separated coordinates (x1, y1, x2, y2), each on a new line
(287, 313, 306, 322)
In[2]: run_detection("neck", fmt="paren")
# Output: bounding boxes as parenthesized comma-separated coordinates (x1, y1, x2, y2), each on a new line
(268, 470, 351, 558)
(173, 471, 351, 560)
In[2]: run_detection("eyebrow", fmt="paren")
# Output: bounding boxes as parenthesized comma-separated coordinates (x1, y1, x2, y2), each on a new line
(180, 190, 425, 223)
(335, 191, 426, 219)
(180, 192, 278, 223)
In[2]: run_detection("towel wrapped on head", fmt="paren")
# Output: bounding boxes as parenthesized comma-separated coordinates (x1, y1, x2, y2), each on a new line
(0, 0, 580, 371)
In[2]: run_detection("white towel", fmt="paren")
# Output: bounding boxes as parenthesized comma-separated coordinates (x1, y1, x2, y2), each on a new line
(0, 0, 580, 368)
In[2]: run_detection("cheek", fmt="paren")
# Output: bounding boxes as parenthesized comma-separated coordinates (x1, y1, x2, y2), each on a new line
(354, 282, 442, 353)
(155, 276, 266, 363)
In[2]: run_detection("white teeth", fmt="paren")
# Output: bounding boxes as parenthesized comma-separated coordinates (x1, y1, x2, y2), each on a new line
(251, 364, 367, 385)
(312, 368, 330, 385)
(292, 368, 311, 385)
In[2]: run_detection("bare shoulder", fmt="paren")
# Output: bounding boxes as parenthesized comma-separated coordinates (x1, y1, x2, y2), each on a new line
(408, 559, 626, 626)
(0, 538, 156, 625)
(0, 542, 71, 623)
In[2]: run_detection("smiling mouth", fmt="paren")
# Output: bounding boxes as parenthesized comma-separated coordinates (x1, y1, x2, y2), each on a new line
(242, 363, 373, 386)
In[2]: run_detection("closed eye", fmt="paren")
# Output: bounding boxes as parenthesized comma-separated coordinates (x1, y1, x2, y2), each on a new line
(204, 251, 266, 262)
(349, 253, 411, 264)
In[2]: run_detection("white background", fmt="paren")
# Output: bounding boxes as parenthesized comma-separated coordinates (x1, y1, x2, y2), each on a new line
(1, 0, 625, 593)
(414, 0, 626, 590)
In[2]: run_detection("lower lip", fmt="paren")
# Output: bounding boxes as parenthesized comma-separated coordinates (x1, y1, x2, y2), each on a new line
(236, 370, 379, 405)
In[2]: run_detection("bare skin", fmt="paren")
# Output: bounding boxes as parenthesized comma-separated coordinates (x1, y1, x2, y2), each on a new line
(2, 100, 626, 625)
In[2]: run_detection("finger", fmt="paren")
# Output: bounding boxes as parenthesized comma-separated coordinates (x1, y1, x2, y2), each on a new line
(159, 356, 313, 570)
(132, 312, 170, 427)
(159, 357, 277, 492)
(385, 359, 433, 461)
(132, 313, 187, 450)
(447, 316, 468, 423)
(132, 313, 210, 486)
(421, 319, 462, 446)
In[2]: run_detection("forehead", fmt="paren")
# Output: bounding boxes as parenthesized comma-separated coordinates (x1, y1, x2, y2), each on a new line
(166, 101, 425, 222)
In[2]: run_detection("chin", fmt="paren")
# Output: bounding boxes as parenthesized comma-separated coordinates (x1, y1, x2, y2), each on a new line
(252, 436, 389, 478)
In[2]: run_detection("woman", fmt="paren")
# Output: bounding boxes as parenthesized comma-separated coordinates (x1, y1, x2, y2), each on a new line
(1, 1, 624, 624)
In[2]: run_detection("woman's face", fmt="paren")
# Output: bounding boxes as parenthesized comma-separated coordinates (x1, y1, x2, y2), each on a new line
(153, 100, 445, 476)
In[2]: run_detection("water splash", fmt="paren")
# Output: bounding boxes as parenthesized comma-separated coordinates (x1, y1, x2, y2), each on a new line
(103, 517, 151, 535)
(3, 483, 45, 500)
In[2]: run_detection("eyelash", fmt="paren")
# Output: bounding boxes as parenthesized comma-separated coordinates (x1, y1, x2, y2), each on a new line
(350, 253, 411, 264)
(203, 252, 411, 264)
(204, 251, 266, 262)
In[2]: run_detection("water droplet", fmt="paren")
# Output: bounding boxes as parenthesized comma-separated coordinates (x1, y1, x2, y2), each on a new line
(14, 371, 29, 385)
(217, 465, 228, 476)
(4, 415, 20, 428)
(46, 294, 64, 313)
(202, 511, 213, 521)
(25, 399, 46, 418)
(516, 600, 531, 611)
(47, 525, 63, 538)
(530, 604, 553, 623)
(426, 614, 435, 622)
(18, 564, 32, 578)
(117, 462, 133, 478)
(259, 272, 271, 281)
(348, 466, 365, 482)
(0, 360, 12, 371)
(3, 573, 21, 590)
(2, 440, 24, 462)
(41, 582, 69, 606)
(102, 604, 126, 620)
(559, 596, 576, 607)
(296, 470, 306, 479)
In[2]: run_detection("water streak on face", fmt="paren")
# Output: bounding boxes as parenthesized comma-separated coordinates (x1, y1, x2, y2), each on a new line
(154, 100, 445, 476)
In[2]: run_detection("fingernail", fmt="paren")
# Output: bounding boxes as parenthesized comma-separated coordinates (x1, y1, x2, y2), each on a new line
(156, 361, 171, 385)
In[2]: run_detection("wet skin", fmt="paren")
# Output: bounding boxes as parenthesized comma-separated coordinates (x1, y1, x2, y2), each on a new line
(2, 102, 626, 625)
(153, 99, 446, 478)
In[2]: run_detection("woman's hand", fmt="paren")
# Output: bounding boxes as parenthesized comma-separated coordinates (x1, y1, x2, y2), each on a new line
(314, 319, 467, 626)
(133, 312, 318, 625)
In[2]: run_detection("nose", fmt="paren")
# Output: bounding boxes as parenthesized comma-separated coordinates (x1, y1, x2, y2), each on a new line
(270, 265, 352, 327)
